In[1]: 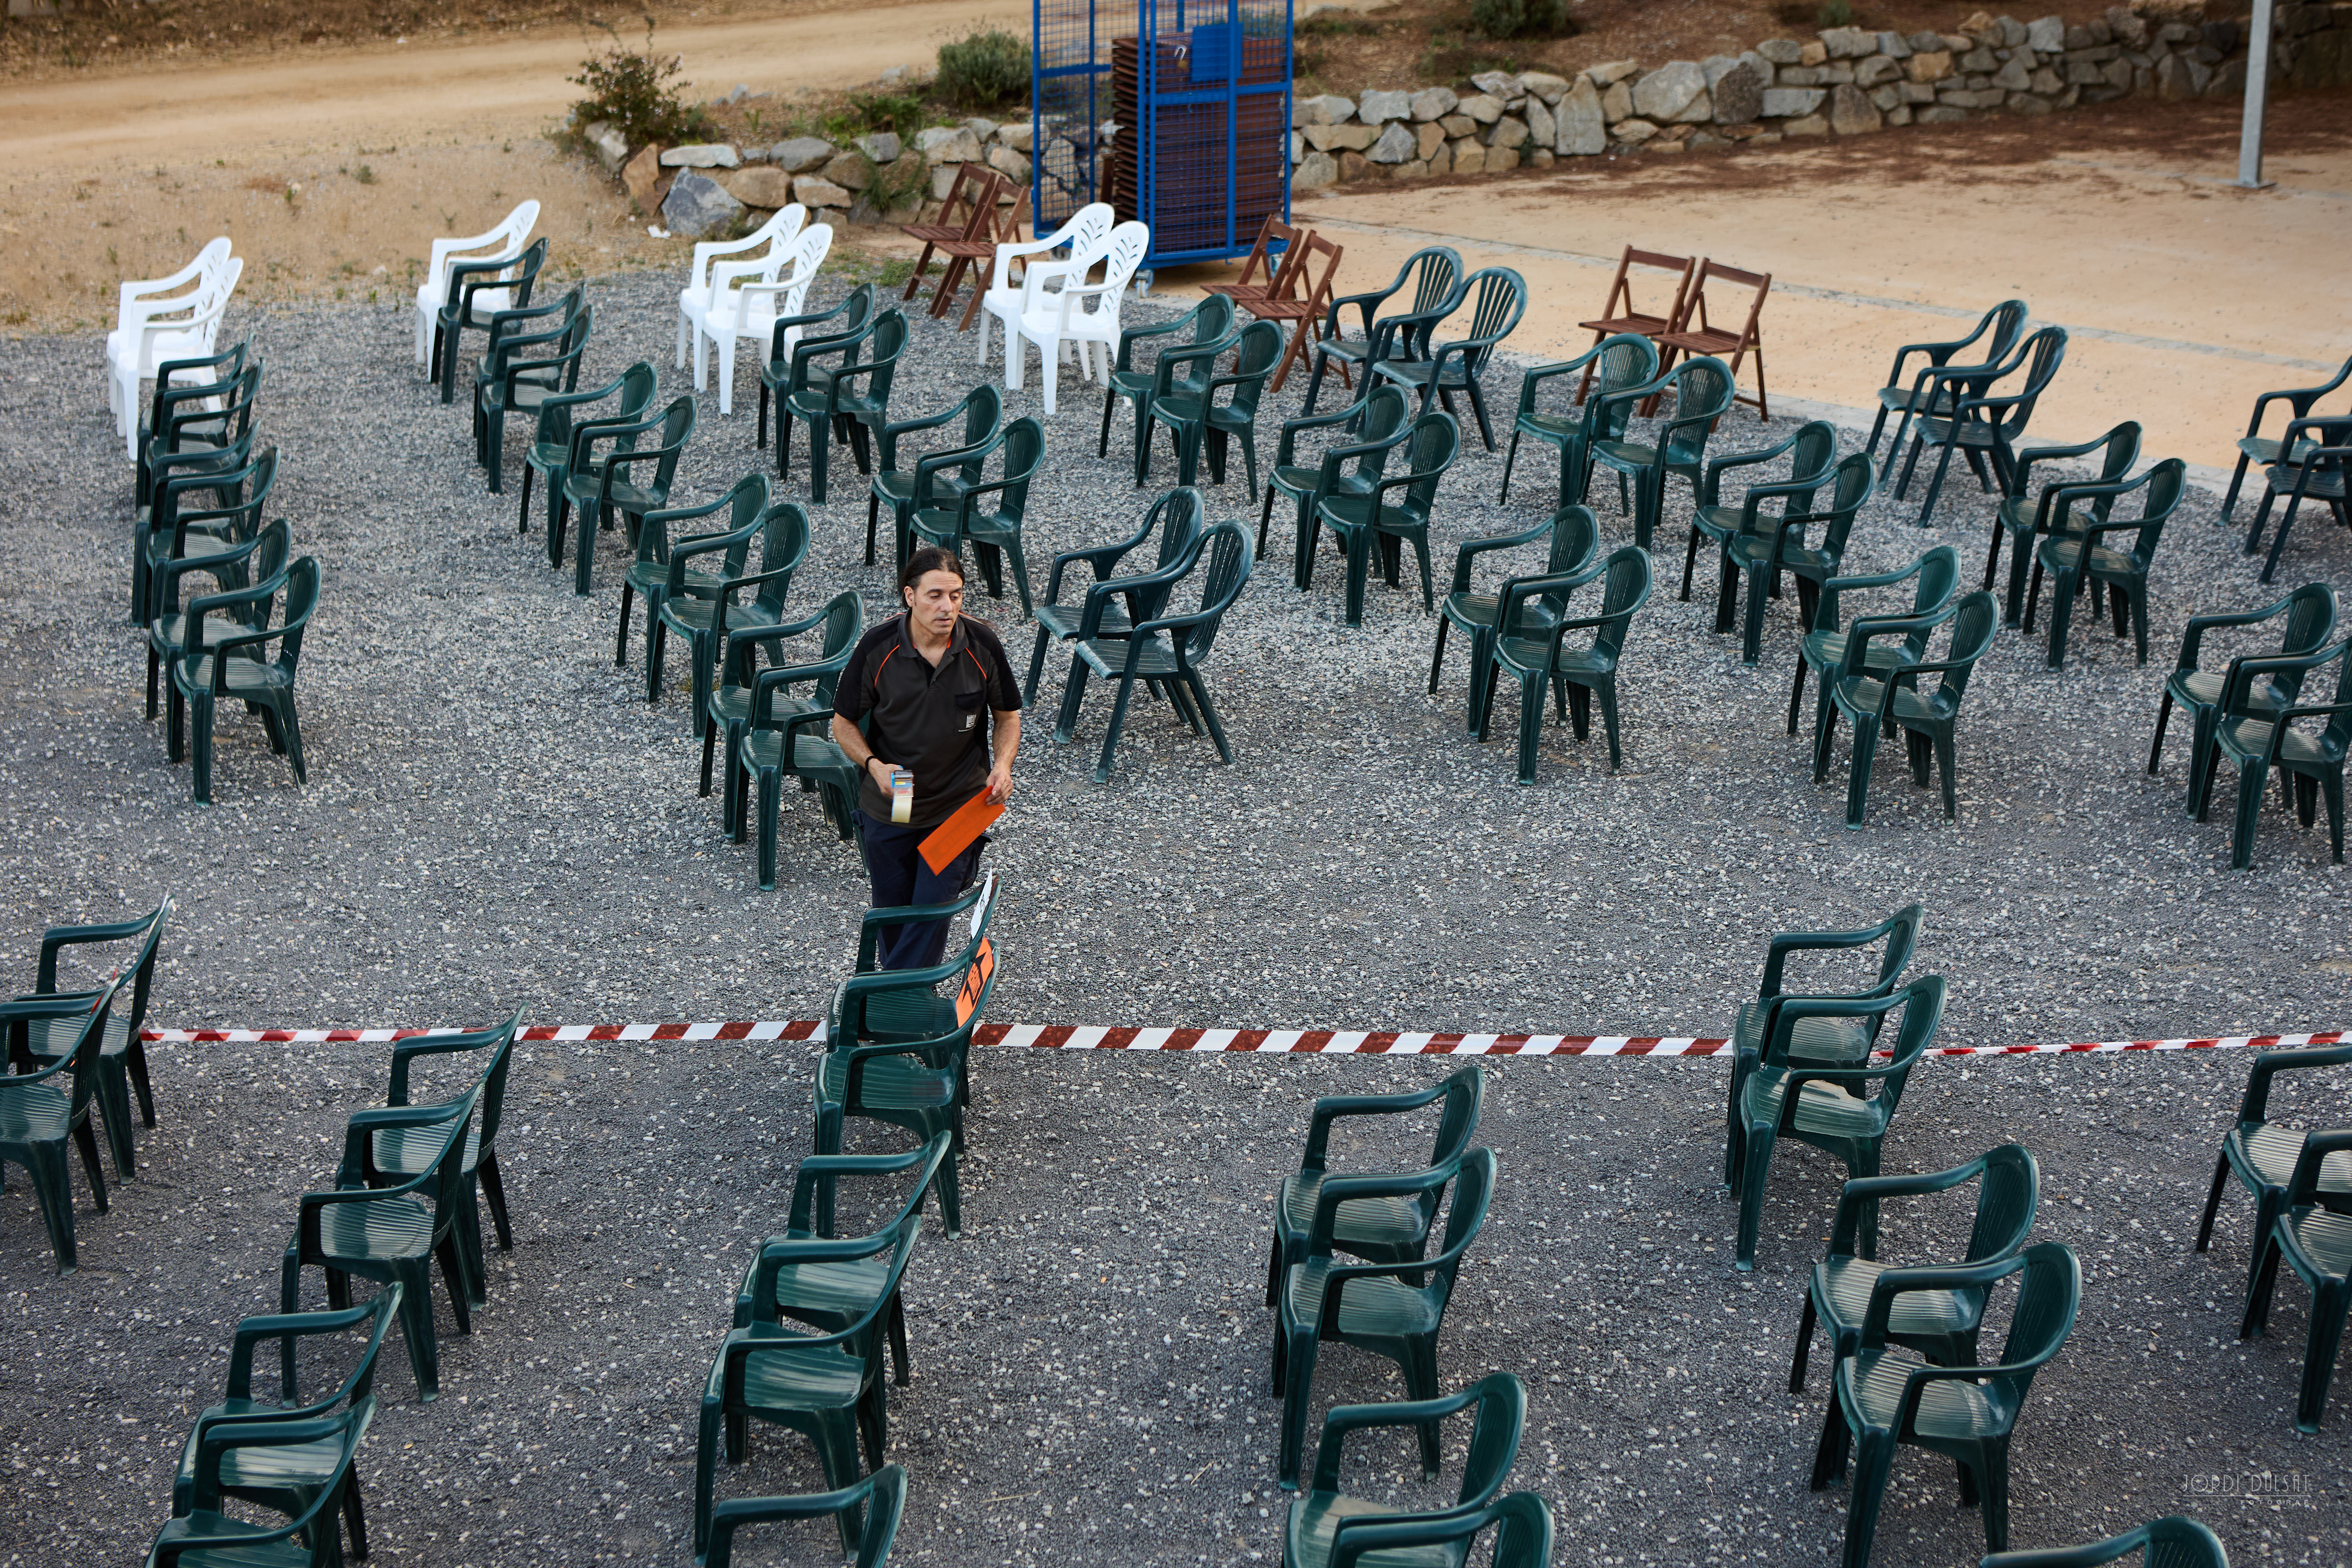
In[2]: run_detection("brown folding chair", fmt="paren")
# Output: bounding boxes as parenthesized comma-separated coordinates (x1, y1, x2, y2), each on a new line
(1204, 215, 1299, 309)
(934, 179, 1032, 327)
(1242, 232, 1346, 394)
(1575, 246, 1699, 401)
(1654, 260, 1771, 420)
(901, 164, 994, 302)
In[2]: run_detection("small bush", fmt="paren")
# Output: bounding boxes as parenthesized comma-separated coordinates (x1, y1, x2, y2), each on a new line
(568, 23, 711, 148)
(849, 90, 931, 138)
(1816, 0, 1855, 24)
(1468, 0, 1571, 41)
(937, 28, 1029, 109)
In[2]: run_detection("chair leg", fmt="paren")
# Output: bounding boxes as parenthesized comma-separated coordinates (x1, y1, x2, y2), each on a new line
(614, 583, 633, 667)
(2230, 753, 2266, 869)
(1276, 1329, 1319, 1490)
(2219, 452, 2251, 521)
(1498, 429, 1520, 502)
(27, 1143, 78, 1273)
(1734, 1122, 1778, 1271)
(1843, 713, 1879, 827)
(1514, 669, 1549, 785)
(478, 1151, 514, 1248)
(756, 765, 780, 890)
(2193, 1153, 2233, 1253)
(1093, 675, 1138, 784)
(188, 692, 216, 805)
(1789, 1289, 1818, 1393)
(2147, 689, 2175, 776)
(2295, 1281, 2350, 1433)
(1913, 436, 1960, 527)
(2260, 493, 2306, 585)
(1841, 1431, 1896, 1568)
(1054, 659, 1091, 744)
(1934, 730, 1959, 819)
(395, 1260, 442, 1402)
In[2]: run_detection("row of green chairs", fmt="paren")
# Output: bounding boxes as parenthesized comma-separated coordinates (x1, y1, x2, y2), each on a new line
(9, 899, 171, 1195)
(2222, 353, 2351, 584)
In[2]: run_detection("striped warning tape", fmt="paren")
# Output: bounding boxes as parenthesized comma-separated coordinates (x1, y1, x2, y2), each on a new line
(137, 1022, 2345, 1059)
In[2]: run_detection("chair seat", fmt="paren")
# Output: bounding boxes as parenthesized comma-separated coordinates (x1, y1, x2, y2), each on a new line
(146, 1512, 320, 1568)
(817, 1050, 955, 1114)
(1814, 1258, 1977, 1341)
(1279, 1173, 1428, 1256)
(2038, 536, 2140, 578)
(2217, 716, 2348, 770)
(1588, 439, 1658, 471)
(1579, 313, 1669, 335)
(314, 1191, 437, 1263)
(1514, 410, 1581, 441)
(1742, 1070, 1888, 1141)
(1845, 1349, 2014, 1442)
(660, 597, 725, 636)
(1731, 1003, 1868, 1064)
(2238, 434, 2315, 467)
(177, 655, 291, 703)
(771, 1255, 894, 1323)
(873, 473, 978, 510)
(177, 1426, 345, 1500)
(1319, 337, 1375, 365)
(0, 1078, 74, 1140)
(2278, 1207, 2352, 1280)
(1916, 414, 2001, 449)
(1834, 675, 1953, 730)
(1372, 359, 1465, 391)
(1284, 1262, 1440, 1342)
(708, 681, 813, 733)
(704, 1334, 867, 1413)
(1655, 328, 1742, 356)
(1034, 600, 1135, 642)
(2264, 461, 2346, 501)
(911, 507, 1021, 547)
(2169, 669, 2292, 717)
(2228, 1123, 2352, 1198)
(25, 1011, 134, 1065)
(369, 1123, 482, 1181)
(1493, 634, 1616, 682)
(739, 728, 854, 778)
(1073, 632, 1181, 680)
(1287, 1493, 1452, 1568)
(865, 989, 962, 1045)
(1800, 630, 1910, 677)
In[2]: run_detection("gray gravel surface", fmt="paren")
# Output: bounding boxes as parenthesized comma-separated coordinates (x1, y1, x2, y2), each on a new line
(1, 273, 2348, 1566)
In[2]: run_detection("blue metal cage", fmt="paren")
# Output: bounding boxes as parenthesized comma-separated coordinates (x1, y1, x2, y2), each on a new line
(1033, 0, 1292, 272)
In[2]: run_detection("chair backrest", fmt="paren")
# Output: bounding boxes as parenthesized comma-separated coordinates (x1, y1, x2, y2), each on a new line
(1400, 246, 1463, 319)
(1427, 1145, 1498, 1300)
(225, 1288, 401, 1409)
(946, 384, 1008, 489)
(1873, 972, 1948, 1109)
(1081, 221, 1153, 331)
(1982, 1515, 2229, 1568)
(1993, 1241, 2083, 1396)
(1232, 213, 1296, 290)
(1585, 544, 1652, 662)
(1282, 231, 1345, 312)
(49, 975, 127, 1127)
(1190, 292, 1238, 346)
(2069, 420, 2143, 523)
(2307, 639, 2352, 759)
(1977, 298, 2031, 368)
(1811, 453, 1876, 557)
(119, 236, 235, 332)
(705, 1464, 912, 1568)
(119, 897, 172, 1034)
(1391, 410, 1461, 518)
(1996, 325, 2068, 432)
(1684, 258, 1770, 347)
(1786, 419, 1839, 491)
(1326, 1487, 1551, 1568)
(747, 502, 813, 619)
(1222, 321, 1285, 421)
(1454, 1371, 1526, 1509)
(2119, 457, 2187, 565)
(1149, 486, 1209, 573)
(861, 311, 910, 406)
(1599, 245, 1698, 331)
(1426, 1063, 1486, 1169)
(1921, 590, 1998, 712)
(270, 557, 322, 677)
(1545, 505, 1600, 577)
(646, 395, 699, 488)
(1585, 332, 1661, 442)
(1967, 1142, 2042, 1264)
(1449, 268, 1527, 374)
(1911, 544, 1961, 618)
(1043, 200, 1116, 258)
(150, 339, 249, 428)
(1344, 385, 1414, 487)
(1663, 356, 1737, 462)
(1176, 521, 1253, 666)
(992, 417, 1047, 520)
(811, 590, 869, 706)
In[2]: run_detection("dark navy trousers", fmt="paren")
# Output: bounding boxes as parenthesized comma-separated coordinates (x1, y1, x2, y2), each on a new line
(854, 809, 987, 971)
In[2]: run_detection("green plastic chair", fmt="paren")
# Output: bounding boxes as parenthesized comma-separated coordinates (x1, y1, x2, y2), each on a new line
(16, 896, 172, 1180)
(144, 1400, 375, 1568)
(1263, 385, 1411, 586)
(1025, 487, 1206, 703)
(1720, 452, 1872, 667)
(472, 288, 589, 492)
(558, 394, 697, 595)
(2239, 1127, 2352, 1432)
(347, 1009, 523, 1312)
(1733, 974, 1947, 1271)
(758, 283, 875, 458)
(280, 1081, 478, 1402)
(620, 473, 771, 705)
(1305, 1490, 1553, 1568)
(1812, 1241, 2082, 1568)
(1983, 421, 2140, 628)
(733, 1134, 954, 1395)
(1429, 504, 1599, 732)
(700, 568, 850, 804)
(2024, 458, 2186, 670)
(1790, 1145, 2041, 1392)
(1272, 1146, 1497, 1489)
(436, 234, 546, 403)
(867, 385, 1002, 572)
(1479, 543, 1652, 782)
(783, 306, 908, 503)
(1284, 1372, 1523, 1568)
(520, 360, 656, 540)
(1722, 904, 1924, 1192)
(2203, 636, 2352, 869)
(170, 1292, 397, 1562)
(2219, 350, 2351, 522)
(1369, 266, 1527, 450)
(695, 1225, 917, 1557)
(1100, 293, 1237, 477)
(0, 977, 124, 1272)
(2243, 416, 2352, 586)
(1264, 1066, 1485, 1309)
(138, 350, 260, 514)
(2195, 1041, 2352, 1295)
(912, 415, 1047, 615)
(1498, 333, 1658, 510)
(168, 556, 320, 805)
(1864, 299, 2030, 472)
(1894, 324, 2068, 529)
(812, 875, 1001, 1240)
(1149, 319, 1284, 500)
(1311, 410, 1458, 628)
(705, 1464, 909, 1568)
(1815, 591, 1997, 827)
(2150, 583, 2338, 813)
(134, 441, 276, 636)
(147, 519, 290, 725)
(730, 591, 868, 881)
(1301, 245, 1461, 418)
(1132, 316, 1242, 485)
(1585, 355, 1737, 550)
(665, 500, 809, 750)
(1682, 417, 1836, 604)
(1788, 545, 1960, 738)
(1054, 522, 1254, 782)
(1979, 1515, 2228, 1568)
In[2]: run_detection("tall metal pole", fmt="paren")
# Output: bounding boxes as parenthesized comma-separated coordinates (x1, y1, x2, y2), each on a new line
(2236, 0, 2275, 188)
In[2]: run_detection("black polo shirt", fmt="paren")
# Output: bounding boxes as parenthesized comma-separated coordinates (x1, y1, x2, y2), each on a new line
(833, 613, 1023, 832)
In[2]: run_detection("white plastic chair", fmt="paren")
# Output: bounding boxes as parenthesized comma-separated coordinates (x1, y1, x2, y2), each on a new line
(413, 200, 539, 371)
(675, 205, 806, 384)
(1008, 220, 1149, 415)
(976, 202, 1115, 370)
(693, 224, 834, 416)
(106, 251, 243, 457)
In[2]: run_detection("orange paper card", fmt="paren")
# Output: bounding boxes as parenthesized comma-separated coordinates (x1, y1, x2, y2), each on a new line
(919, 793, 1004, 875)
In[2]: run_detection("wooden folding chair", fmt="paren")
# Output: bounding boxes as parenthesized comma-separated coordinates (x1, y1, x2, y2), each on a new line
(1242, 231, 1345, 394)
(901, 164, 994, 302)
(1204, 215, 1298, 309)
(934, 179, 1032, 327)
(1654, 260, 1771, 420)
(1575, 246, 1699, 401)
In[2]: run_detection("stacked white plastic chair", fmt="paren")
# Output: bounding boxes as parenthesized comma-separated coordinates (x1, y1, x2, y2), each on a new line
(106, 238, 242, 457)
(688, 222, 833, 416)
(676, 205, 806, 384)
(974, 201, 1115, 371)
(413, 200, 540, 372)
(1001, 220, 1150, 415)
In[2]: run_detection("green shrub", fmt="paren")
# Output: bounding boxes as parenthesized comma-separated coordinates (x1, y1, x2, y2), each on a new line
(568, 23, 711, 148)
(848, 90, 931, 138)
(1816, 0, 1855, 25)
(936, 28, 1030, 109)
(1468, 0, 1570, 40)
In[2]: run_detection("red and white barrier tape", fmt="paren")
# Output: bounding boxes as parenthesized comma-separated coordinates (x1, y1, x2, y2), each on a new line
(138, 1022, 2345, 1059)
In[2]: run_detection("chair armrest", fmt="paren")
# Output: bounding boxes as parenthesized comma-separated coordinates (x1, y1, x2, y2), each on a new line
(1447, 517, 1558, 592)
(2175, 593, 2297, 671)
(1298, 1084, 1453, 1168)
(1825, 1154, 1988, 1256)
(1857, 1256, 2020, 1346)
(2286, 1128, 2352, 1201)
(767, 296, 859, 359)
(1308, 1386, 1488, 1493)
(1700, 430, 1800, 502)
(2239, 1042, 2352, 1121)
(35, 918, 156, 990)
(785, 1148, 936, 1237)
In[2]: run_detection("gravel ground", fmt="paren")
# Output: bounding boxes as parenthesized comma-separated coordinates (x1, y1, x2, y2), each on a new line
(1, 272, 2348, 1566)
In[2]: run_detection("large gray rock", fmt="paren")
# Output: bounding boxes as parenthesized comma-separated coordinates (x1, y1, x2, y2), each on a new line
(1761, 86, 1828, 116)
(1457, 92, 1504, 124)
(1305, 123, 1379, 151)
(1524, 95, 1556, 148)
(767, 137, 835, 173)
(916, 127, 984, 164)
(1829, 83, 1884, 132)
(1700, 54, 1743, 87)
(1855, 53, 1903, 86)
(793, 175, 852, 208)
(1487, 116, 1530, 150)
(821, 151, 873, 190)
(1992, 56, 2033, 90)
(1368, 121, 1418, 162)
(1755, 38, 1805, 64)
(583, 120, 629, 173)
(2026, 14, 2066, 52)
(1294, 93, 1356, 126)
(1358, 88, 1414, 123)
(997, 121, 1035, 153)
(1409, 87, 1459, 121)
(1631, 60, 1708, 121)
(1587, 58, 1641, 84)
(1818, 25, 1876, 58)
(1294, 150, 1341, 189)
(1471, 70, 1522, 98)
(660, 171, 744, 237)
(987, 145, 1032, 184)
(1556, 76, 1606, 155)
(661, 143, 741, 169)
(1516, 71, 1571, 103)
(1877, 30, 1914, 58)
(853, 133, 902, 165)
(1712, 62, 1765, 124)
(724, 166, 795, 208)
(960, 117, 1000, 142)
(1612, 117, 1661, 143)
